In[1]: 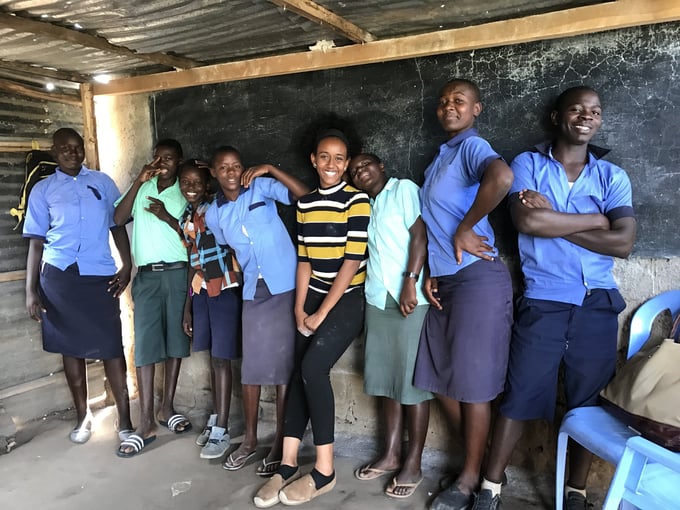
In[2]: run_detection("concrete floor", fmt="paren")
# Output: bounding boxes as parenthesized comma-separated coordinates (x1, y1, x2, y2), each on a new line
(1, 403, 604, 510)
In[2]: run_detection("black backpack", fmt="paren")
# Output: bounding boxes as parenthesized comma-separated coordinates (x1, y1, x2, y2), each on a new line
(10, 150, 57, 230)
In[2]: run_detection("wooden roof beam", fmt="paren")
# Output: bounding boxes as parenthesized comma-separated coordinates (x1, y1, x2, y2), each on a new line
(0, 78, 81, 106)
(0, 59, 87, 84)
(0, 13, 200, 70)
(93, 0, 680, 96)
(269, 0, 376, 43)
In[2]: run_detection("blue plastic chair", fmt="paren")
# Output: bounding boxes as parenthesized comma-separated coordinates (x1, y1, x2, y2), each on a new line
(602, 436, 680, 510)
(555, 289, 680, 510)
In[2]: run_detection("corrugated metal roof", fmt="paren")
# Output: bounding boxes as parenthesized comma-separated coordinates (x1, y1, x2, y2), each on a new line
(316, 0, 605, 37)
(0, 0, 347, 78)
(0, 0, 606, 84)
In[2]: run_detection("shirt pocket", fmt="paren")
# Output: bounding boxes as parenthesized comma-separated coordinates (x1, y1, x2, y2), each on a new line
(570, 194, 604, 214)
(49, 188, 81, 228)
(247, 201, 273, 224)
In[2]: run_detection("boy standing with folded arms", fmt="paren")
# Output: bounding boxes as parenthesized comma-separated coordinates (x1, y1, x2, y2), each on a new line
(473, 86, 636, 510)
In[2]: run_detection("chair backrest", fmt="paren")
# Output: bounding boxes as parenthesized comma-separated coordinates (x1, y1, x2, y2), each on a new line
(627, 289, 680, 359)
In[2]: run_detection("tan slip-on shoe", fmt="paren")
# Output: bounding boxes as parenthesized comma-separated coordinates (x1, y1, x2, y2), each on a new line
(279, 473, 336, 506)
(253, 471, 301, 508)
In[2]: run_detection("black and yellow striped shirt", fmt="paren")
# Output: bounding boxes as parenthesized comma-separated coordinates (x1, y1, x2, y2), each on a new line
(297, 181, 370, 294)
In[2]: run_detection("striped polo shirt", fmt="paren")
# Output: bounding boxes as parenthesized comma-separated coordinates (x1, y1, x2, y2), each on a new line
(296, 181, 370, 294)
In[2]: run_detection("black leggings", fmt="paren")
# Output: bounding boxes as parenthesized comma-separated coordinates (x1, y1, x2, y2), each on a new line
(282, 288, 364, 445)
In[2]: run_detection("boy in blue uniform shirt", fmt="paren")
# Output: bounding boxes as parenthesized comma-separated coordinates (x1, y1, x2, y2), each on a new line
(473, 87, 636, 510)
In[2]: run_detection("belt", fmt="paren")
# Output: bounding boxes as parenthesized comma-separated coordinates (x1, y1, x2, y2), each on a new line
(138, 261, 187, 272)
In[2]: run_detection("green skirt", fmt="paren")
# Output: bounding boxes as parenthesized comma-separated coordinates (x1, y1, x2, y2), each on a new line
(363, 298, 433, 405)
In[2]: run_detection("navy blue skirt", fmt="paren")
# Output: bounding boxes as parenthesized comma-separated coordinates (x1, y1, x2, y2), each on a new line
(39, 263, 124, 360)
(413, 258, 513, 403)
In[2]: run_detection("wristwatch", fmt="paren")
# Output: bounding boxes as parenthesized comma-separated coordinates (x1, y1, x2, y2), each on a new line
(402, 271, 419, 281)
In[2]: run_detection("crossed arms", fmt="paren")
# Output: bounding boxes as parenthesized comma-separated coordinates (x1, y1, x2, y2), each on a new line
(511, 189, 636, 259)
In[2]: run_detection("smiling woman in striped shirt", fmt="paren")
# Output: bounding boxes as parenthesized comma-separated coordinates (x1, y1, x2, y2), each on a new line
(254, 128, 370, 507)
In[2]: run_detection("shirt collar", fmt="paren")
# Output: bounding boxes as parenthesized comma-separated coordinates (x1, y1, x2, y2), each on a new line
(371, 177, 397, 205)
(216, 187, 248, 207)
(444, 128, 479, 149)
(318, 180, 346, 196)
(534, 141, 611, 160)
(55, 165, 88, 179)
(383, 176, 398, 191)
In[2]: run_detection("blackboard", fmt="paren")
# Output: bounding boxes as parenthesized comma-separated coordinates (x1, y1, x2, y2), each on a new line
(153, 22, 680, 258)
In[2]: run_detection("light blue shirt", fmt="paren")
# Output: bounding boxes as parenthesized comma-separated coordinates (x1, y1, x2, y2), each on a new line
(420, 128, 502, 277)
(205, 177, 297, 301)
(23, 166, 120, 275)
(365, 178, 427, 309)
(510, 143, 635, 305)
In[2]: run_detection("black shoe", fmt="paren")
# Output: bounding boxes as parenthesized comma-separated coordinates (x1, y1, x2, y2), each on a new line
(431, 485, 473, 510)
(565, 491, 587, 510)
(471, 489, 501, 510)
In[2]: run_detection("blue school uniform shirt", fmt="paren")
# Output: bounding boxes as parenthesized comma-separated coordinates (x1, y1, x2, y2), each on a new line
(23, 165, 120, 276)
(510, 142, 635, 305)
(204, 177, 297, 301)
(420, 128, 502, 277)
(365, 177, 427, 309)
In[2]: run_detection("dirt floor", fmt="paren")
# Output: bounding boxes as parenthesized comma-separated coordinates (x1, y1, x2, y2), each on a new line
(0, 403, 605, 510)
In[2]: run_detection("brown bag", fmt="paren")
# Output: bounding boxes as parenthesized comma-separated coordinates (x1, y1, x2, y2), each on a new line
(600, 336, 680, 452)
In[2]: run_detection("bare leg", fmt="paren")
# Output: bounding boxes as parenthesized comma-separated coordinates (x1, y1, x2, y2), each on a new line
(459, 401, 491, 494)
(361, 397, 403, 473)
(437, 395, 491, 495)
(134, 364, 157, 437)
(230, 383, 260, 458)
(212, 357, 232, 430)
(103, 356, 132, 430)
(396, 401, 430, 484)
(158, 357, 184, 424)
(281, 436, 301, 468)
(62, 355, 89, 424)
(209, 360, 217, 415)
(566, 440, 593, 490)
(444, 394, 463, 436)
(315, 443, 334, 476)
(265, 384, 287, 462)
(484, 414, 525, 483)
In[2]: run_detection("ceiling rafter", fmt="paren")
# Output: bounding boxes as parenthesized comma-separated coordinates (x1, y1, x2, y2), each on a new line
(0, 59, 87, 84)
(268, 0, 376, 43)
(0, 13, 201, 71)
(92, 0, 680, 97)
(0, 77, 80, 106)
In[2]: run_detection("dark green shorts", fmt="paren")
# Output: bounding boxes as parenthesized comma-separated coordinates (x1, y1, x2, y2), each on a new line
(131, 267, 190, 366)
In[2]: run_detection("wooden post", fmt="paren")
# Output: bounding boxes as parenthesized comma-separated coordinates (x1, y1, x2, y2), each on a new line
(80, 83, 100, 170)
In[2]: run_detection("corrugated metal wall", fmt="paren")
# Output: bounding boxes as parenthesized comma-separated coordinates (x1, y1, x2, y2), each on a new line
(0, 92, 84, 426)
(0, 92, 82, 272)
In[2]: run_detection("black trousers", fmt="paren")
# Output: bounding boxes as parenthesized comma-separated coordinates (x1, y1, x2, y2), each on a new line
(282, 288, 365, 445)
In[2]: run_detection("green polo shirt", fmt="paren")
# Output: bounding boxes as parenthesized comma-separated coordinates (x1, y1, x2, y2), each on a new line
(117, 177, 188, 266)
